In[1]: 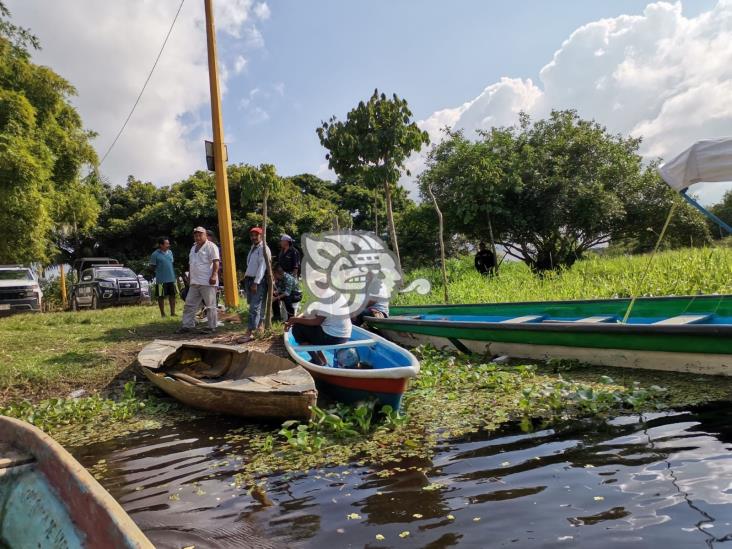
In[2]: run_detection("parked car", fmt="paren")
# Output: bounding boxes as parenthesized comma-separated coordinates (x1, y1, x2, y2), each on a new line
(138, 275, 152, 304)
(71, 265, 143, 310)
(0, 265, 43, 316)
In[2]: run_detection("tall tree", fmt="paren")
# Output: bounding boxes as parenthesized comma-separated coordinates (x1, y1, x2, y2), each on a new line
(709, 190, 732, 240)
(317, 90, 429, 270)
(0, 4, 98, 264)
(420, 129, 515, 272)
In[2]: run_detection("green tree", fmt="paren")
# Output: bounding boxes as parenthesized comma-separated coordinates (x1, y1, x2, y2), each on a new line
(317, 89, 429, 269)
(0, 5, 98, 264)
(420, 129, 515, 271)
(709, 190, 732, 240)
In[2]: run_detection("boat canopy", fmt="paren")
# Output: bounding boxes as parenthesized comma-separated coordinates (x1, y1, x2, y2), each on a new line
(658, 137, 732, 192)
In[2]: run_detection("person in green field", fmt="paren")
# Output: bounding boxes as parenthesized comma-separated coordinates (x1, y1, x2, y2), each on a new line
(150, 237, 178, 317)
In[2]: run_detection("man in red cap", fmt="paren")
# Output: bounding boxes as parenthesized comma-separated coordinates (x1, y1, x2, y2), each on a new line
(241, 226, 269, 340)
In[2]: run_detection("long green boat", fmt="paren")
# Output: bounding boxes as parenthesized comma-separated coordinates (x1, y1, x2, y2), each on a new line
(369, 138, 732, 376)
(366, 294, 732, 375)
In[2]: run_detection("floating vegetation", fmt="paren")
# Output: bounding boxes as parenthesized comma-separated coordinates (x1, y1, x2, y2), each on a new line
(0, 381, 186, 446)
(223, 345, 717, 488)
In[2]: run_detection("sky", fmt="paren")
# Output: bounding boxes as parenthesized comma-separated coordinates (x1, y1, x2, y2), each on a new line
(7, 0, 732, 205)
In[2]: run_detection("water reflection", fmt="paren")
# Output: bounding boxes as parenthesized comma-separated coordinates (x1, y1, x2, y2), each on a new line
(73, 402, 732, 548)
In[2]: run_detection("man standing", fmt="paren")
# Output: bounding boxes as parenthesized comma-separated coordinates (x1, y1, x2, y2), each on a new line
(241, 227, 268, 341)
(277, 234, 300, 277)
(475, 241, 495, 276)
(150, 237, 177, 317)
(178, 226, 220, 334)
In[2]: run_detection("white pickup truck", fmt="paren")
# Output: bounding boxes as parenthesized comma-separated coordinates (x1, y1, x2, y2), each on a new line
(0, 265, 42, 316)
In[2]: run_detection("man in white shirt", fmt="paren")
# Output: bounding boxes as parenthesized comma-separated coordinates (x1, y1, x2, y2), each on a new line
(178, 226, 220, 333)
(241, 227, 269, 340)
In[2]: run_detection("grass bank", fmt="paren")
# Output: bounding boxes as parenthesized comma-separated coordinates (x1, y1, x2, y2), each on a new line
(0, 303, 243, 405)
(396, 246, 732, 306)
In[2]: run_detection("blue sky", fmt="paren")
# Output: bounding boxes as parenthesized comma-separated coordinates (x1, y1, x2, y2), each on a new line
(8, 0, 731, 203)
(220, 0, 716, 178)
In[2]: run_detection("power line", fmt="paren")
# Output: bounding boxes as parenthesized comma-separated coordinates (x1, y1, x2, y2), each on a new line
(99, 0, 186, 166)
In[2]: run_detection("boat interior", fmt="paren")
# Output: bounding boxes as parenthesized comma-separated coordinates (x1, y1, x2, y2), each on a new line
(285, 328, 413, 370)
(403, 312, 732, 325)
(153, 346, 307, 392)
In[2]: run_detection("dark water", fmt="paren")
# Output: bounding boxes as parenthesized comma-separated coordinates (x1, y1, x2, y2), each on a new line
(73, 403, 732, 548)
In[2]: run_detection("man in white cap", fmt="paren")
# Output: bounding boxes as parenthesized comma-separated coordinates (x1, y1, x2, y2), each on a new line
(178, 226, 220, 333)
(277, 234, 300, 277)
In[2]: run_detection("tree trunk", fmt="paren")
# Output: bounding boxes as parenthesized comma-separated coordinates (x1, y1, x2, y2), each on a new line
(486, 213, 498, 274)
(384, 180, 401, 271)
(262, 188, 274, 329)
(374, 193, 379, 236)
(427, 184, 449, 304)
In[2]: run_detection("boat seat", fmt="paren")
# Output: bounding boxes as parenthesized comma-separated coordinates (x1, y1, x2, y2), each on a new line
(576, 315, 617, 323)
(0, 442, 34, 469)
(654, 314, 712, 325)
(291, 339, 377, 352)
(500, 315, 546, 324)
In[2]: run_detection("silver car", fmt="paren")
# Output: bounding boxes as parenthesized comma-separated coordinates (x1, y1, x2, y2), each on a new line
(0, 266, 42, 316)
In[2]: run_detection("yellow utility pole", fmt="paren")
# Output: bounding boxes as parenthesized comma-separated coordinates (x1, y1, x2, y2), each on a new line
(204, 0, 239, 307)
(59, 264, 67, 309)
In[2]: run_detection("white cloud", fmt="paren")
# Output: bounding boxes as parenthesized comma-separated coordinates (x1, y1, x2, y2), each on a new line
(254, 3, 271, 21)
(234, 55, 248, 74)
(6, 0, 266, 186)
(413, 1, 732, 205)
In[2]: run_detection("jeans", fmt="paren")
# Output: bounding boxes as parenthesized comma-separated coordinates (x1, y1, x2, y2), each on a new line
(244, 277, 267, 331)
(181, 284, 217, 330)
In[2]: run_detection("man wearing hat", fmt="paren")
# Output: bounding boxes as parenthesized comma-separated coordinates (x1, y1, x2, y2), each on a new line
(241, 226, 269, 340)
(178, 226, 220, 333)
(278, 234, 300, 277)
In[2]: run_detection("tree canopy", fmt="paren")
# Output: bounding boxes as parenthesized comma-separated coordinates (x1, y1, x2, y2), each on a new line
(0, 4, 98, 264)
(317, 89, 429, 269)
(420, 110, 711, 271)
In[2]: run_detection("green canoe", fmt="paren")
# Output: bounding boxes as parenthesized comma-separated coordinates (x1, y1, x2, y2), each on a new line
(366, 294, 732, 375)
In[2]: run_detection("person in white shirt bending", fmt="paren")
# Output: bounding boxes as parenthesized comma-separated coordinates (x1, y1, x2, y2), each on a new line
(178, 226, 220, 334)
(285, 296, 352, 366)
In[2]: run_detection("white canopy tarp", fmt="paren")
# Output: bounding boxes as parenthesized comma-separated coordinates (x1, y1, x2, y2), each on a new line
(658, 137, 732, 192)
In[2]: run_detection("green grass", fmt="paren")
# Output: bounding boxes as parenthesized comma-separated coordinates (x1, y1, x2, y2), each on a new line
(0, 302, 239, 404)
(396, 246, 732, 306)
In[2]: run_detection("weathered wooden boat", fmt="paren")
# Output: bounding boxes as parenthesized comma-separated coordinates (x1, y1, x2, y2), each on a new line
(0, 416, 152, 549)
(139, 340, 317, 420)
(284, 325, 420, 410)
(367, 294, 732, 375)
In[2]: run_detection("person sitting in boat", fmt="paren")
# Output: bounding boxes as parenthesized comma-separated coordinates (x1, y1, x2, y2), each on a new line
(352, 273, 389, 326)
(272, 265, 302, 321)
(285, 296, 352, 366)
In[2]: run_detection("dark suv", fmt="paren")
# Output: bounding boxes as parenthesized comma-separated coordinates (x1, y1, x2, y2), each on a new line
(0, 266, 42, 316)
(71, 265, 142, 310)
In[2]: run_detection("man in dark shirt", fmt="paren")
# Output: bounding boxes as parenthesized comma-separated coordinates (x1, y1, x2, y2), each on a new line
(475, 241, 495, 276)
(278, 234, 300, 277)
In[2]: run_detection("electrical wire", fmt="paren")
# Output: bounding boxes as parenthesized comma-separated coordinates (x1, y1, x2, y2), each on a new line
(98, 0, 186, 166)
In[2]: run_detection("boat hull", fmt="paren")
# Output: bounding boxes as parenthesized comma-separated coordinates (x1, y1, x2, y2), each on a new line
(284, 326, 419, 410)
(369, 295, 732, 376)
(142, 367, 315, 419)
(0, 416, 153, 549)
(139, 340, 317, 420)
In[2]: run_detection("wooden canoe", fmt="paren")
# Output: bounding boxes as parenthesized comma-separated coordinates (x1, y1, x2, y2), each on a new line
(0, 416, 153, 549)
(283, 326, 419, 411)
(366, 294, 732, 375)
(139, 339, 317, 420)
